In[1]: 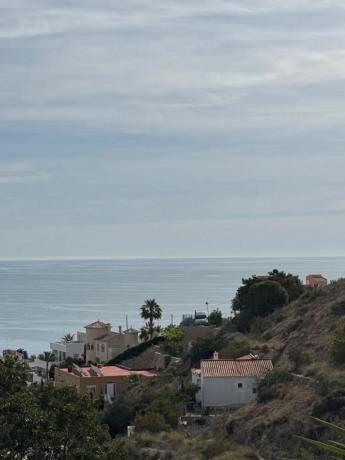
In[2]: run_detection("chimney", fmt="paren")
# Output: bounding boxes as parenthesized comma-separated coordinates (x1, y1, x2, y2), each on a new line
(213, 351, 219, 360)
(119, 326, 122, 334)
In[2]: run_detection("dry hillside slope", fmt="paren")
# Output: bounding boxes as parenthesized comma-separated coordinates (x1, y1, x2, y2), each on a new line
(224, 278, 345, 458)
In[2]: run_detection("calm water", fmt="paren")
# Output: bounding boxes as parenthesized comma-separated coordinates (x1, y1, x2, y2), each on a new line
(0, 257, 344, 355)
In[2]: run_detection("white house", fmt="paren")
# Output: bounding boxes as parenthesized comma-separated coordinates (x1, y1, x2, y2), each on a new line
(195, 352, 273, 408)
(50, 339, 85, 363)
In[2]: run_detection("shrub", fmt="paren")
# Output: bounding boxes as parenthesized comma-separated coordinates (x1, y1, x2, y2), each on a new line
(331, 322, 345, 364)
(257, 370, 293, 403)
(232, 269, 302, 315)
(134, 412, 170, 433)
(188, 335, 226, 367)
(288, 349, 311, 371)
(208, 309, 223, 327)
(162, 325, 183, 356)
(180, 316, 194, 326)
(331, 299, 345, 315)
(247, 281, 288, 317)
(221, 340, 250, 359)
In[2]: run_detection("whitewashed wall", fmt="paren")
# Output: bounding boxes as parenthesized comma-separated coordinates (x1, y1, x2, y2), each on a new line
(201, 375, 258, 407)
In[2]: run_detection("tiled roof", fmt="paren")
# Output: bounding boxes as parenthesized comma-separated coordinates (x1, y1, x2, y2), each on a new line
(306, 274, 327, 279)
(60, 365, 157, 378)
(201, 358, 273, 378)
(84, 320, 110, 329)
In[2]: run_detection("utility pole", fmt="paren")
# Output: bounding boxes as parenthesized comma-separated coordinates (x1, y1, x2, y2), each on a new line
(126, 315, 129, 330)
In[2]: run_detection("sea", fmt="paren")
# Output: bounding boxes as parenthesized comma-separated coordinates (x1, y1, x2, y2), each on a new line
(0, 257, 344, 356)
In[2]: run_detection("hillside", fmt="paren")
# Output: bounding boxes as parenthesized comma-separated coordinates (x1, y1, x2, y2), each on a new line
(209, 279, 345, 458)
(125, 279, 345, 459)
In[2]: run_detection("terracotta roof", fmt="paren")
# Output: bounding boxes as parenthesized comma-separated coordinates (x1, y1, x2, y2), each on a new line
(60, 365, 157, 378)
(85, 320, 110, 329)
(306, 274, 327, 279)
(201, 358, 273, 378)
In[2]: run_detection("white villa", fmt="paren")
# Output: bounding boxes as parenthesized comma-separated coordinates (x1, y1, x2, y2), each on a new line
(192, 352, 273, 408)
(50, 334, 85, 363)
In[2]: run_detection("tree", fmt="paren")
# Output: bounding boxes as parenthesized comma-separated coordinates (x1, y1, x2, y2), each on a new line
(134, 412, 170, 433)
(39, 351, 55, 381)
(246, 280, 288, 317)
(232, 269, 303, 315)
(0, 355, 29, 398)
(163, 325, 184, 355)
(140, 299, 162, 339)
(62, 333, 74, 342)
(268, 269, 303, 302)
(0, 384, 111, 460)
(208, 308, 223, 327)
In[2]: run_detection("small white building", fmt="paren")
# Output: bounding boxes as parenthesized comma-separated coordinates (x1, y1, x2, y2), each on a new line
(195, 352, 273, 408)
(50, 336, 85, 363)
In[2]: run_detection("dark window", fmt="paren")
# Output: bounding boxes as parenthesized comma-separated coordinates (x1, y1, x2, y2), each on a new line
(237, 383, 243, 389)
(253, 388, 257, 394)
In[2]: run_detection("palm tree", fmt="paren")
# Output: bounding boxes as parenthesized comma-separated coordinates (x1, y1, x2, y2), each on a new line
(41, 351, 55, 381)
(62, 333, 74, 343)
(140, 298, 162, 339)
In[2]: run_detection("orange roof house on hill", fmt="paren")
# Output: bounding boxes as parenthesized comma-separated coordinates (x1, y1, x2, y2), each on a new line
(306, 274, 327, 287)
(55, 364, 157, 402)
(192, 351, 273, 408)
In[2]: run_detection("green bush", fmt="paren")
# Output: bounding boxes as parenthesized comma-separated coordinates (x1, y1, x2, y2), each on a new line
(221, 339, 250, 359)
(134, 412, 170, 433)
(257, 370, 293, 403)
(232, 269, 303, 316)
(288, 349, 311, 371)
(162, 325, 184, 356)
(331, 322, 345, 364)
(331, 298, 345, 315)
(247, 281, 288, 317)
(208, 309, 223, 327)
(188, 334, 226, 367)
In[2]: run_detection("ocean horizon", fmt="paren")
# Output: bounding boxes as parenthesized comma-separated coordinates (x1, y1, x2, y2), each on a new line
(1, 256, 344, 355)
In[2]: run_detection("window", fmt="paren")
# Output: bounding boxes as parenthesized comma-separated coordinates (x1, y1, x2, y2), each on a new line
(253, 388, 257, 394)
(86, 385, 96, 393)
(237, 382, 243, 389)
(101, 344, 105, 352)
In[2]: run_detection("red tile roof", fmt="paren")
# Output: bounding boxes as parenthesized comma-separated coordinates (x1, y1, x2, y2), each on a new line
(60, 365, 157, 378)
(201, 358, 273, 378)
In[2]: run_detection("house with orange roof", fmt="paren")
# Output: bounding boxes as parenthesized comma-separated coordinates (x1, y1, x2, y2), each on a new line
(193, 351, 273, 408)
(55, 363, 157, 402)
(305, 274, 327, 288)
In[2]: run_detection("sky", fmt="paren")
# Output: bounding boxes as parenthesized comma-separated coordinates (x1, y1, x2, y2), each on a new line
(1, 0, 345, 259)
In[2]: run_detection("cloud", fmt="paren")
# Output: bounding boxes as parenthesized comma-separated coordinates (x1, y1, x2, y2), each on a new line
(0, 1, 344, 257)
(0, 162, 49, 184)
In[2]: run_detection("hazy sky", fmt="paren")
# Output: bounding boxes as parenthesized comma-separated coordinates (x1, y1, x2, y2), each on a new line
(1, 0, 345, 258)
